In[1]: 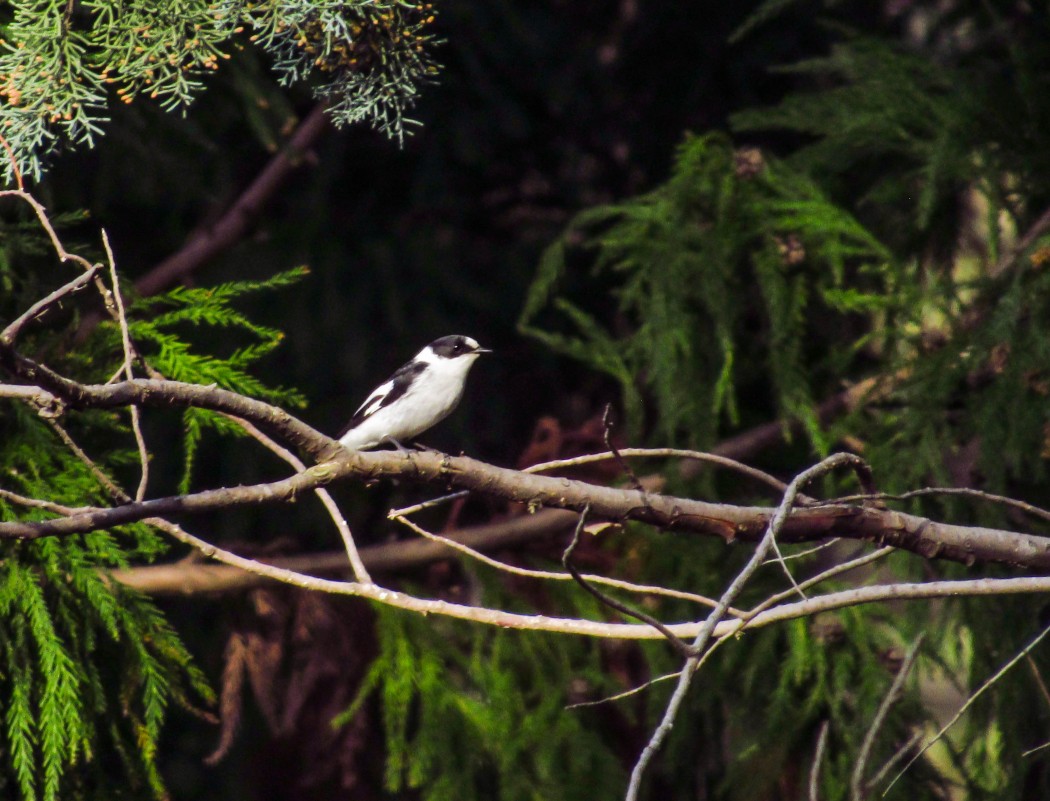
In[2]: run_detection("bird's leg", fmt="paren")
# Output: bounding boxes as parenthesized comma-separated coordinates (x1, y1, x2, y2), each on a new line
(380, 436, 411, 454)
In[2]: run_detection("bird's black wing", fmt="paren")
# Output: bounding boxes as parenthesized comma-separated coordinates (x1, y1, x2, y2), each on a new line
(338, 360, 426, 438)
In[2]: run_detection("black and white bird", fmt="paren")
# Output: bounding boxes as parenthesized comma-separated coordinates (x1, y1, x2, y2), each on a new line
(338, 335, 490, 451)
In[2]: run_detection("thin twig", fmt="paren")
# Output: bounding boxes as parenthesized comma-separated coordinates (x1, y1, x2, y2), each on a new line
(1027, 654, 1050, 711)
(809, 720, 831, 801)
(102, 230, 150, 502)
(525, 446, 815, 504)
(225, 414, 372, 585)
(883, 622, 1050, 795)
(566, 670, 683, 709)
(866, 732, 922, 789)
(762, 538, 840, 564)
(0, 488, 88, 515)
(0, 132, 25, 190)
(823, 488, 1050, 525)
(749, 546, 896, 625)
(1022, 740, 1050, 758)
(851, 635, 924, 800)
(562, 504, 697, 658)
(564, 545, 889, 712)
(625, 453, 871, 801)
(767, 529, 808, 600)
(602, 404, 645, 494)
(0, 191, 96, 271)
(392, 513, 741, 614)
(0, 264, 102, 345)
(574, 546, 896, 713)
(388, 490, 470, 518)
(45, 418, 129, 504)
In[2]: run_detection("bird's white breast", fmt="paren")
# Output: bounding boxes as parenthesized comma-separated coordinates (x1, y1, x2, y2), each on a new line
(339, 353, 479, 450)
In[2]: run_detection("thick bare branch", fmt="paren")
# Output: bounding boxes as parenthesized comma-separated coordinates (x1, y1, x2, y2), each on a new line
(0, 377, 1048, 568)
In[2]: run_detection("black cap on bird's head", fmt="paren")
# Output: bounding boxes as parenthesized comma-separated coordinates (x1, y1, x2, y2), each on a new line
(427, 335, 491, 359)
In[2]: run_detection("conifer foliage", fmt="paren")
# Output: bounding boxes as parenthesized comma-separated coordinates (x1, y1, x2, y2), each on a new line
(0, 0, 440, 178)
(0, 205, 310, 799)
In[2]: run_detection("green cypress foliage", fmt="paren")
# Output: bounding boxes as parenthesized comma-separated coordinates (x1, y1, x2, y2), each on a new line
(520, 132, 895, 452)
(340, 597, 626, 801)
(0, 216, 309, 796)
(0, 412, 212, 801)
(125, 266, 308, 491)
(0, 0, 441, 178)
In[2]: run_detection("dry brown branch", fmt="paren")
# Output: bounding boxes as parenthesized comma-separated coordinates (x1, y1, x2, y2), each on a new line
(11, 474, 1050, 642)
(133, 103, 329, 298)
(2, 371, 1050, 570)
(111, 508, 579, 595)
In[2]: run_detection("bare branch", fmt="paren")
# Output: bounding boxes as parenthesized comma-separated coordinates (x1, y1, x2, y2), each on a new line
(0, 190, 97, 272)
(525, 446, 814, 504)
(113, 508, 580, 595)
(825, 488, 1050, 525)
(749, 545, 895, 623)
(0, 376, 1047, 570)
(625, 454, 869, 801)
(102, 230, 150, 502)
(133, 103, 329, 298)
(601, 404, 646, 494)
(45, 417, 128, 504)
(388, 490, 470, 517)
(566, 671, 683, 710)
(866, 731, 922, 789)
(226, 414, 372, 584)
(0, 264, 102, 346)
(0, 488, 89, 515)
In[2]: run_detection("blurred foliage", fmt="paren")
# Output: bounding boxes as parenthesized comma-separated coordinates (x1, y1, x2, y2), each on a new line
(512, 1, 1050, 798)
(0, 397, 213, 800)
(520, 132, 897, 450)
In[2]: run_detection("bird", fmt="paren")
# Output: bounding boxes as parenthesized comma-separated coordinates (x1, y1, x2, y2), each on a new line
(338, 335, 490, 451)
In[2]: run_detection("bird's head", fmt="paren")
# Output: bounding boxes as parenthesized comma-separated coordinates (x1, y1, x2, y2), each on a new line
(423, 335, 492, 362)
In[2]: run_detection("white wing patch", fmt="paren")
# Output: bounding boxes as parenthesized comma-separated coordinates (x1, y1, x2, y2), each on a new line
(354, 379, 394, 421)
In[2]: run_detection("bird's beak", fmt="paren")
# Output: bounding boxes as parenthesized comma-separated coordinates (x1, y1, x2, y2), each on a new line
(476, 347, 493, 354)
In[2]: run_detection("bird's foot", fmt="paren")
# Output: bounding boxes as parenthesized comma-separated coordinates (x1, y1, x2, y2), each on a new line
(380, 436, 411, 454)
